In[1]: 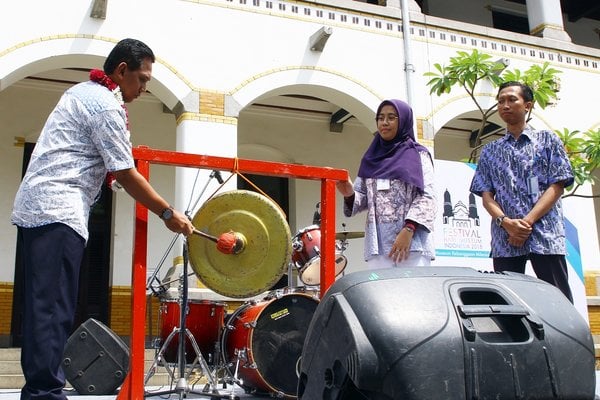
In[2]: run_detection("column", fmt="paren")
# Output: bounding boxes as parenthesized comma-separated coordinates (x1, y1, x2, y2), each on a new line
(385, 0, 421, 13)
(526, 0, 571, 42)
(173, 92, 238, 218)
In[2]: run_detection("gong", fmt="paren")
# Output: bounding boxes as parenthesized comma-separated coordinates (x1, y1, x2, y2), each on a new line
(188, 190, 292, 298)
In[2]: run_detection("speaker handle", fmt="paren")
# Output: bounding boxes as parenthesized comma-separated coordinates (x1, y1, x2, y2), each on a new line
(457, 304, 545, 341)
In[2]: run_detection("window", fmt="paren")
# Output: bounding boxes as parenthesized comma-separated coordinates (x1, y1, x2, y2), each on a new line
(491, 9, 529, 35)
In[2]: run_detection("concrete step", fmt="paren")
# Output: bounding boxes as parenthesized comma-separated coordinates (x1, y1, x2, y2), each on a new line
(0, 348, 193, 390)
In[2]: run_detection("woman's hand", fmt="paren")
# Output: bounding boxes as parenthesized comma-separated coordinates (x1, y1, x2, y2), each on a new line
(336, 179, 354, 197)
(389, 227, 414, 263)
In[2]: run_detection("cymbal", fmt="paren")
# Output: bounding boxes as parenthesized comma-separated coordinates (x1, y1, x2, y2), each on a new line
(335, 231, 365, 240)
(188, 190, 291, 298)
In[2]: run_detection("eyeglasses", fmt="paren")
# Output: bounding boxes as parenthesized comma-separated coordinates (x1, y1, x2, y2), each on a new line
(375, 114, 398, 123)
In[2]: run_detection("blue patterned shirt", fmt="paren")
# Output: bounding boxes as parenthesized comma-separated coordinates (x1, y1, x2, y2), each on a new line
(469, 126, 574, 257)
(11, 81, 134, 242)
(344, 151, 437, 261)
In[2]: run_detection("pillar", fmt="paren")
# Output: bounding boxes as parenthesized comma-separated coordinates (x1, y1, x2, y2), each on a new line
(526, 0, 571, 42)
(172, 90, 238, 218)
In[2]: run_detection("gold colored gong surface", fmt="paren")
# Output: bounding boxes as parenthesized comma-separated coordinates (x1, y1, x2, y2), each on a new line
(188, 190, 291, 298)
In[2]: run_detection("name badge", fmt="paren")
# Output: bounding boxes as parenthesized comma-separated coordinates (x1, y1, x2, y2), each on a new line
(377, 179, 390, 191)
(527, 176, 539, 197)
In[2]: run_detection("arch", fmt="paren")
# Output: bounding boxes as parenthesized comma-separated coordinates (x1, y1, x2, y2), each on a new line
(227, 67, 383, 130)
(238, 143, 294, 163)
(425, 92, 555, 139)
(0, 36, 195, 110)
(424, 93, 496, 136)
(429, 94, 557, 162)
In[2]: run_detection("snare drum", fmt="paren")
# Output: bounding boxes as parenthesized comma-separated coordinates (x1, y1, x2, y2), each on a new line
(221, 290, 319, 398)
(160, 299, 226, 364)
(292, 225, 347, 285)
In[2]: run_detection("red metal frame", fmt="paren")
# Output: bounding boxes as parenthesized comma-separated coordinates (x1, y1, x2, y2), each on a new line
(117, 146, 349, 400)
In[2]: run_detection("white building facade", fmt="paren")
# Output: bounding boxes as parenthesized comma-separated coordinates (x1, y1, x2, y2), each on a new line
(1, 0, 599, 341)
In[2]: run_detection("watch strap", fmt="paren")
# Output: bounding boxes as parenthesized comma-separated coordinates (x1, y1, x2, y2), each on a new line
(496, 215, 506, 227)
(160, 206, 174, 220)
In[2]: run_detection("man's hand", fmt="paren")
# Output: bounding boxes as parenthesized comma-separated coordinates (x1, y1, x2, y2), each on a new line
(502, 218, 532, 247)
(163, 209, 194, 236)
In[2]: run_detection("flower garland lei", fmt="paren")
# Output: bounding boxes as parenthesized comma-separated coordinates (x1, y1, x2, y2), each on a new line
(90, 69, 126, 192)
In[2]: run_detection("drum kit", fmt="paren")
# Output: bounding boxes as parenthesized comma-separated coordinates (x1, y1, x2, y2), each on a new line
(145, 190, 364, 399)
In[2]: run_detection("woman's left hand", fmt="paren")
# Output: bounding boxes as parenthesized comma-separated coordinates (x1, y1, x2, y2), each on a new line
(336, 179, 354, 197)
(389, 228, 414, 262)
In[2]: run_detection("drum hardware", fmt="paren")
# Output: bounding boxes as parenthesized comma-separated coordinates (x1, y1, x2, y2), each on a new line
(157, 299, 225, 365)
(146, 175, 317, 399)
(144, 171, 266, 400)
(334, 230, 365, 240)
(157, 271, 196, 289)
(145, 171, 228, 296)
(312, 201, 321, 226)
(144, 241, 228, 400)
(286, 261, 297, 288)
(227, 349, 246, 396)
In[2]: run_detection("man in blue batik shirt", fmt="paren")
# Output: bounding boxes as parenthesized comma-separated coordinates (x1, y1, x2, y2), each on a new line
(470, 81, 574, 302)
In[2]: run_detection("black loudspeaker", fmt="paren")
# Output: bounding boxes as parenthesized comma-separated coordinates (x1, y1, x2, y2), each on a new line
(62, 318, 130, 395)
(298, 267, 596, 400)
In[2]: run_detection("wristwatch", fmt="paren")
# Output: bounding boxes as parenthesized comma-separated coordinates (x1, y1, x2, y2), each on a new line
(160, 207, 174, 221)
(495, 215, 506, 227)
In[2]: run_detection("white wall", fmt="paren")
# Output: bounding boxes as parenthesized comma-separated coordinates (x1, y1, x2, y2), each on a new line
(2, 0, 600, 292)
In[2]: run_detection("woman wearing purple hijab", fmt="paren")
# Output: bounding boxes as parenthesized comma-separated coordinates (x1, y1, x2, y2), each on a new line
(336, 99, 436, 268)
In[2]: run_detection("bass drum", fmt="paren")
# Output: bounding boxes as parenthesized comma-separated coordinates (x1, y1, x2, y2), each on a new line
(222, 290, 319, 398)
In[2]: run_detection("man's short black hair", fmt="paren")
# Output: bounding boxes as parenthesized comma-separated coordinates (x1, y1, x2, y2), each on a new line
(103, 38, 155, 74)
(497, 81, 534, 103)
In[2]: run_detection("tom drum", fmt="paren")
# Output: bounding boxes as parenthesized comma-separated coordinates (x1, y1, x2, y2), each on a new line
(292, 225, 347, 285)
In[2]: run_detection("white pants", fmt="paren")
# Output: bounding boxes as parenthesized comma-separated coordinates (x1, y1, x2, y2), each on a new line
(367, 252, 431, 269)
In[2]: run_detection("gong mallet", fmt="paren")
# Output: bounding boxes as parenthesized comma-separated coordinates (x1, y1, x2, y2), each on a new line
(192, 228, 247, 255)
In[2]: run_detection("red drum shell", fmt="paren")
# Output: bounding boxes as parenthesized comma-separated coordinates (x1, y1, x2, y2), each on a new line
(291, 226, 321, 268)
(222, 292, 319, 398)
(160, 299, 226, 364)
(292, 226, 347, 285)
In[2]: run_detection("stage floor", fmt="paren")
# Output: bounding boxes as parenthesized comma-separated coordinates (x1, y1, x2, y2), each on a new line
(0, 385, 267, 399)
(0, 381, 599, 400)
(0, 375, 598, 399)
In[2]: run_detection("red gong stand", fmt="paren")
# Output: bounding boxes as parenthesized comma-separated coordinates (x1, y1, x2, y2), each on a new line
(117, 146, 349, 400)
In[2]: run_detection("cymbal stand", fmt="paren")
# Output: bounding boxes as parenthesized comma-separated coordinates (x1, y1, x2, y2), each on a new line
(147, 169, 226, 294)
(146, 232, 181, 298)
(145, 241, 231, 399)
(146, 171, 225, 296)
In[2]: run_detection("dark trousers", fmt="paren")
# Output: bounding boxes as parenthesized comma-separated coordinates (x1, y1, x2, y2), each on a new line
(18, 223, 85, 400)
(493, 254, 573, 303)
